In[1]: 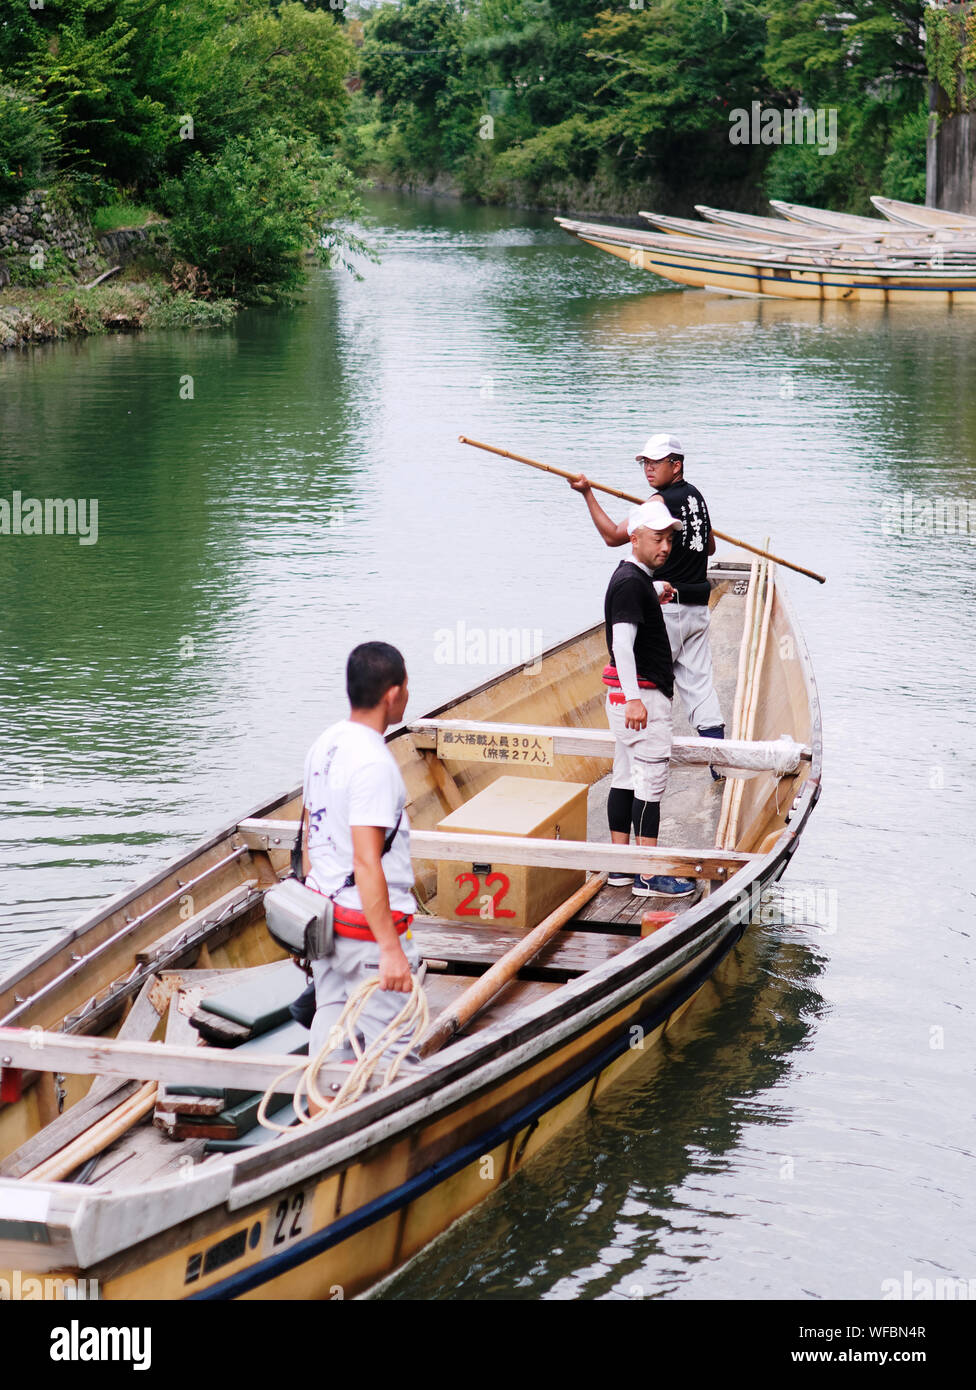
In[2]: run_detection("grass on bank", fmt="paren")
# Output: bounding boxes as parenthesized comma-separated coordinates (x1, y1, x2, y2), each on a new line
(0, 274, 236, 349)
(90, 201, 162, 236)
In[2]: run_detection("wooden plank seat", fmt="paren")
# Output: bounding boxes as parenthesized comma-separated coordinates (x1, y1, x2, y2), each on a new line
(413, 916, 636, 981)
(0, 1028, 357, 1096)
(238, 819, 755, 882)
(407, 719, 812, 772)
(410, 833, 753, 880)
(192, 958, 305, 1040)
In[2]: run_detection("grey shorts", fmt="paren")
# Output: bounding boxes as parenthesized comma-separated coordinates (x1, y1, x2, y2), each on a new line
(606, 689, 673, 803)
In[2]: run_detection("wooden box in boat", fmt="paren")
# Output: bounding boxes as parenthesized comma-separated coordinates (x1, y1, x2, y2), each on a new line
(435, 776, 588, 929)
(0, 559, 821, 1300)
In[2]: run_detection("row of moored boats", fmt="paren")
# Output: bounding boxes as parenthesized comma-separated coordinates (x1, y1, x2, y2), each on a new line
(557, 196, 976, 302)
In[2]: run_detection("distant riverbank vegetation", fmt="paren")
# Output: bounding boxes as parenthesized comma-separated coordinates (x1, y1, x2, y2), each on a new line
(344, 0, 930, 215)
(0, 0, 934, 328)
(0, 0, 370, 312)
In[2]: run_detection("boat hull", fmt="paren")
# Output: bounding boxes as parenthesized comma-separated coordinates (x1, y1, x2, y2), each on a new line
(572, 233, 976, 305)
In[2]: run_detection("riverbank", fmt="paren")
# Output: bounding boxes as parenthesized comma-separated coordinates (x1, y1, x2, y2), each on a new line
(0, 195, 238, 351)
(0, 273, 236, 350)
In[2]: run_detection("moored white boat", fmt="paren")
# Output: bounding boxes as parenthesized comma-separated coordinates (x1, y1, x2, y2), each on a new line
(556, 216, 976, 304)
(870, 195, 976, 230)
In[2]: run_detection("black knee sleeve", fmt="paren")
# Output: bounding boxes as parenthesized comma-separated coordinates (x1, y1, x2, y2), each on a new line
(632, 798, 661, 840)
(607, 787, 634, 835)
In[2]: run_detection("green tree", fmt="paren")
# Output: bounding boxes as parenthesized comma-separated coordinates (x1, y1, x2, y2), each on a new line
(158, 128, 373, 302)
(169, 1, 353, 160)
(2, 0, 176, 185)
(0, 85, 58, 205)
(762, 0, 927, 211)
(764, 0, 926, 108)
(359, 0, 472, 173)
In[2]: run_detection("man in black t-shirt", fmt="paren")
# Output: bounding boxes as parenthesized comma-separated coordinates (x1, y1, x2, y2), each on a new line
(571, 432, 725, 777)
(602, 499, 696, 898)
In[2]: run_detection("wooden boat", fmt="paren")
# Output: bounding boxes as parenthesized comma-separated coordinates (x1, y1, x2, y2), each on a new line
(0, 558, 821, 1300)
(643, 208, 971, 254)
(695, 205, 817, 238)
(768, 199, 890, 233)
(639, 209, 815, 247)
(870, 195, 976, 230)
(555, 217, 976, 304)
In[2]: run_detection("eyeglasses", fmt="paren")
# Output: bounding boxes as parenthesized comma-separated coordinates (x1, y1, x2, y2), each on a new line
(639, 456, 679, 465)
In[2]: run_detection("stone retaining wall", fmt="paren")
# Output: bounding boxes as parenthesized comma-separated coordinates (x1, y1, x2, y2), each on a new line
(0, 189, 99, 277)
(95, 225, 164, 265)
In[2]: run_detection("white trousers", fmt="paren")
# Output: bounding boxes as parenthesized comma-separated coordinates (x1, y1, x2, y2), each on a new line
(310, 932, 422, 1068)
(662, 601, 723, 730)
(606, 690, 673, 803)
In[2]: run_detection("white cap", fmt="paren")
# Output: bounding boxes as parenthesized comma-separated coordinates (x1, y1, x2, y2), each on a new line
(637, 433, 683, 461)
(628, 499, 682, 536)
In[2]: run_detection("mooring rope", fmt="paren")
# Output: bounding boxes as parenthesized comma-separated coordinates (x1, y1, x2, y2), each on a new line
(256, 975, 429, 1132)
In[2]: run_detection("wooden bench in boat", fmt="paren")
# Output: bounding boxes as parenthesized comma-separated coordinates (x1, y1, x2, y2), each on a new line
(407, 720, 811, 772)
(237, 819, 756, 881)
(0, 1027, 356, 1096)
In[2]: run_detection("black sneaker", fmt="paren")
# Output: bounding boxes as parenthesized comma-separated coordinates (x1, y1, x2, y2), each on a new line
(607, 870, 633, 887)
(632, 874, 696, 898)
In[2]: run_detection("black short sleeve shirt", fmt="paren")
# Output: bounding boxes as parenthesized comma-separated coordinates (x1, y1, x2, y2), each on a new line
(604, 560, 674, 698)
(653, 478, 712, 604)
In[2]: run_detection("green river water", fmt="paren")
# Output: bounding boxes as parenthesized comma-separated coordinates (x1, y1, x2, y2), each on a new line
(1, 190, 974, 1300)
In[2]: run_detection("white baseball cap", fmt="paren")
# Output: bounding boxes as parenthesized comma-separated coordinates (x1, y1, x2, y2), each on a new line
(637, 433, 684, 461)
(628, 499, 682, 536)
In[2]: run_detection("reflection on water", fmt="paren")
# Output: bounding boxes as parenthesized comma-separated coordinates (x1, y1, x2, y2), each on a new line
(1, 188, 974, 1299)
(380, 926, 828, 1300)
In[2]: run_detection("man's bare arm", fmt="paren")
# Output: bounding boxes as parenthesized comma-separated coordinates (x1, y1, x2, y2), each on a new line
(569, 474, 630, 546)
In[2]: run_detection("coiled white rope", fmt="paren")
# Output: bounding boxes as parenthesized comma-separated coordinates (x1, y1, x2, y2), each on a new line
(256, 975, 429, 1132)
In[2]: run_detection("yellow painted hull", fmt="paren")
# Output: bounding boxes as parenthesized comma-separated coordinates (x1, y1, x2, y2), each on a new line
(582, 236, 976, 306)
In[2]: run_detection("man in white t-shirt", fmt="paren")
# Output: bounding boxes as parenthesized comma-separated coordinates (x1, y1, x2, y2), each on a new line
(301, 641, 422, 1070)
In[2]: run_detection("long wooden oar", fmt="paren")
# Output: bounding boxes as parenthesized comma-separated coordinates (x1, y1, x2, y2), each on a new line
(25, 1082, 158, 1183)
(418, 872, 607, 1058)
(459, 435, 826, 584)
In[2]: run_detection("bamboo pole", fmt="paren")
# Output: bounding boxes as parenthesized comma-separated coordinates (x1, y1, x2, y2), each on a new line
(25, 1082, 158, 1183)
(716, 555, 760, 850)
(418, 873, 608, 1057)
(458, 436, 827, 583)
(725, 558, 775, 850)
